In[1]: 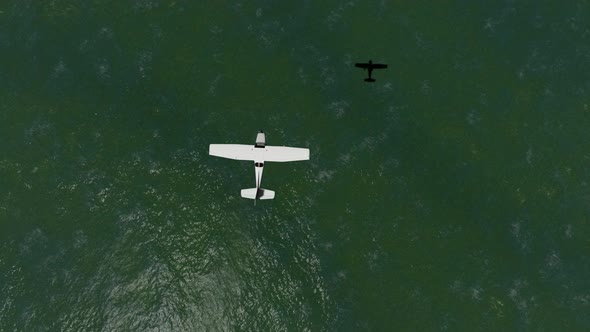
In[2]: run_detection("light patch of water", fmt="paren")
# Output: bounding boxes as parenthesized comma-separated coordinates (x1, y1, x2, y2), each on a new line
(564, 224, 573, 238)
(479, 92, 488, 106)
(148, 161, 162, 175)
(510, 219, 522, 238)
(150, 23, 163, 39)
(133, 0, 160, 12)
(414, 32, 430, 50)
(25, 31, 39, 50)
(316, 170, 334, 183)
(573, 294, 590, 306)
(98, 26, 113, 40)
(470, 285, 484, 302)
(338, 153, 351, 165)
(119, 208, 148, 225)
(342, 53, 352, 66)
(209, 25, 223, 35)
(297, 67, 308, 85)
(72, 230, 87, 249)
(321, 242, 333, 251)
(420, 80, 431, 95)
(544, 250, 561, 269)
(449, 279, 464, 295)
(510, 219, 533, 254)
(137, 50, 153, 79)
(327, 100, 349, 119)
(19, 228, 47, 257)
(96, 187, 111, 204)
(483, 17, 497, 32)
(208, 75, 222, 96)
(24, 118, 53, 144)
(78, 39, 90, 53)
(365, 250, 381, 272)
(324, 1, 356, 30)
(95, 58, 111, 80)
(466, 109, 481, 125)
(52, 59, 67, 78)
(336, 270, 347, 281)
(320, 66, 336, 88)
(525, 147, 533, 165)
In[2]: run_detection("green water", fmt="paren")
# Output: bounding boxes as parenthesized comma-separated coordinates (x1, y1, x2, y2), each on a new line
(1, 1, 590, 331)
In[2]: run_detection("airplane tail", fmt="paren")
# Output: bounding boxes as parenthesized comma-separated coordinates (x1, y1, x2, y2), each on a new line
(364, 78, 376, 82)
(241, 188, 275, 200)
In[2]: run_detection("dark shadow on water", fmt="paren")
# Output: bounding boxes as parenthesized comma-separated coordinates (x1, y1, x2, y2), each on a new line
(355, 59, 388, 83)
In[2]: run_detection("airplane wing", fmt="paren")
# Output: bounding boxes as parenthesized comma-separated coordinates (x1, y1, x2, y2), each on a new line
(355, 63, 370, 68)
(209, 144, 255, 161)
(264, 146, 310, 162)
(373, 64, 388, 69)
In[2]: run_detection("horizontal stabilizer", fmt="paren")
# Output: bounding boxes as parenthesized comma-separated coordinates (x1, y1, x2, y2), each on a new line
(364, 78, 376, 82)
(241, 188, 275, 200)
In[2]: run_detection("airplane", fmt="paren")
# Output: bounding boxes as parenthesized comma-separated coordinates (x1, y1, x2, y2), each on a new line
(209, 131, 310, 203)
(355, 60, 388, 82)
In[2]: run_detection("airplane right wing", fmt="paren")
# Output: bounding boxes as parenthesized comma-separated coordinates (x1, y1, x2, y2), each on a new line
(373, 64, 388, 69)
(209, 144, 255, 161)
(355, 63, 370, 68)
(264, 146, 310, 162)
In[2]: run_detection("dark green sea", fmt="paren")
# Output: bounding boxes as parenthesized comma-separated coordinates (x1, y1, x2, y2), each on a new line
(2, 1, 590, 331)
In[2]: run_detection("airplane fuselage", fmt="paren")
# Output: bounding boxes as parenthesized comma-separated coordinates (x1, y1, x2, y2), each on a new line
(253, 131, 266, 200)
(254, 161, 264, 198)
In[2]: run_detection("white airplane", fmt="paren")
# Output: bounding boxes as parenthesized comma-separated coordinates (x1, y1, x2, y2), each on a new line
(209, 131, 310, 202)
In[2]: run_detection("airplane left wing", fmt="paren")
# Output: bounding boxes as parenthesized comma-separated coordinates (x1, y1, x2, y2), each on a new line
(264, 146, 309, 162)
(209, 144, 255, 161)
(355, 63, 369, 68)
(373, 64, 388, 69)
